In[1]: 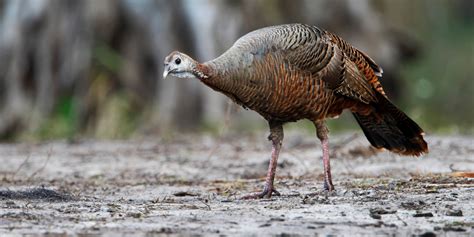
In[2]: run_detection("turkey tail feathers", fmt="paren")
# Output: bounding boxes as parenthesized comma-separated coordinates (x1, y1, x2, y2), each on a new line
(353, 92, 428, 156)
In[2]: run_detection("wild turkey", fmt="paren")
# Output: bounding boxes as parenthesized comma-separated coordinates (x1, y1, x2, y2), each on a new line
(163, 24, 428, 198)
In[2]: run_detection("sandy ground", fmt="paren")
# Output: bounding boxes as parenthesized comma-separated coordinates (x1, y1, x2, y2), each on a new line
(0, 132, 473, 236)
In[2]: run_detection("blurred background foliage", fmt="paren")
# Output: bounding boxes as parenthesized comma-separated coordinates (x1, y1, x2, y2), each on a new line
(0, 0, 472, 141)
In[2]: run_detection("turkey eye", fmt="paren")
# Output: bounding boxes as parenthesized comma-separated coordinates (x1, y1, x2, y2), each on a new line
(175, 58, 181, 65)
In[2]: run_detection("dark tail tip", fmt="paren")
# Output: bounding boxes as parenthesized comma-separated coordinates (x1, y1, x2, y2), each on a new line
(353, 94, 428, 156)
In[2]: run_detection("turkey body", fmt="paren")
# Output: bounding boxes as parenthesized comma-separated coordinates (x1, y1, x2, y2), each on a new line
(201, 24, 427, 156)
(163, 23, 428, 198)
(204, 24, 372, 123)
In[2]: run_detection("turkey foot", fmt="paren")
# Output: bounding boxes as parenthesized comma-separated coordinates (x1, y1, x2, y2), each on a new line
(324, 178, 334, 192)
(241, 185, 280, 199)
(316, 121, 335, 192)
(242, 121, 283, 200)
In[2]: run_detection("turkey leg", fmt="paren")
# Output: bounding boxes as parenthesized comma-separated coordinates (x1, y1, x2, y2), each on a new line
(242, 122, 283, 199)
(315, 121, 335, 191)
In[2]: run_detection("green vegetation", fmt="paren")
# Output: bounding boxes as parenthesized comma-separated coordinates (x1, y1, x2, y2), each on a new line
(32, 96, 78, 140)
(20, 43, 143, 141)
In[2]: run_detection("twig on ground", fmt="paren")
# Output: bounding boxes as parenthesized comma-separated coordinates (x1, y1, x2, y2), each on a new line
(449, 164, 460, 172)
(11, 153, 31, 180)
(198, 198, 212, 210)
(27, 148, 53, 182)
(395, 214, 408, 226)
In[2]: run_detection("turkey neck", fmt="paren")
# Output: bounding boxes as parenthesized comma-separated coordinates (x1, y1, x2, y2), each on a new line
(198, 50, 244, 94)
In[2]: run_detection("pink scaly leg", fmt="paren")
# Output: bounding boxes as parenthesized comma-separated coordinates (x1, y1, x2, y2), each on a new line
(242, 122, 283, 199)
(315, 121, 334, 191)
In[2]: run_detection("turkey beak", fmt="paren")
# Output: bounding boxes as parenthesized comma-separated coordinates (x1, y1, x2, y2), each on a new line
(163, 65, 170, 79)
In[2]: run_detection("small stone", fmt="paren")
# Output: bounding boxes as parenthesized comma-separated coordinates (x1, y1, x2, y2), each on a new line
(259, 223, 271, 227)
(157, 227, 173, 234)
(173, 191, 199, 197)
(370, 207, 397, 215)
(270, 217, 285, 222)
(418, 232, 436, 237)
(5, 201, 15, 206)
(127, 212, 142, 218)
(445, 209, 463, 217)
(413, 212, 433, 217)
(370, 212, 381, 219)
(443, 226, 466, 232)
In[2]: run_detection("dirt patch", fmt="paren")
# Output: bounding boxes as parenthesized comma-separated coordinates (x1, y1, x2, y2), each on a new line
(0, 133, 473, 236)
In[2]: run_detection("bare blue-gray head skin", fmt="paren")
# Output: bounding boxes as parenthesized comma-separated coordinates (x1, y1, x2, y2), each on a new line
(163, 51, 199, 79)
